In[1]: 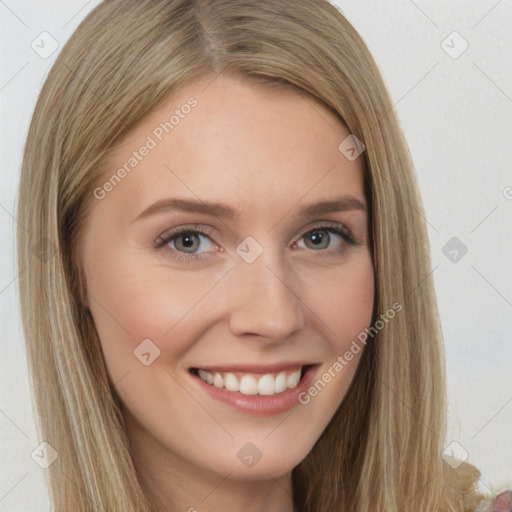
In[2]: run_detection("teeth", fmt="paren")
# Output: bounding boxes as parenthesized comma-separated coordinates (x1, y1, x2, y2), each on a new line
(258, 374, 275, 395)
(195, 367, 304, 395)
(198, 369, 214, 385)
(275, 371, 287, 393)
(287, 370, 301, 388)
(240, 375, 258, 395)
(213, 372, 224, 388)
(224, 372, 240, 392)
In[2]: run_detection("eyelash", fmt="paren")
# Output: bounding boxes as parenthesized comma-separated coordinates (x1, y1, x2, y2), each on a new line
(154, 222, 358, 263)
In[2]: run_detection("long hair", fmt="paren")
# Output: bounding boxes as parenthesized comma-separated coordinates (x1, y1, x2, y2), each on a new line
(16, 1, 485, 510)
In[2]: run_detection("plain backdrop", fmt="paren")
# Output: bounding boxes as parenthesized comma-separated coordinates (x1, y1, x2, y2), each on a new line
(1, 1, 511, 510)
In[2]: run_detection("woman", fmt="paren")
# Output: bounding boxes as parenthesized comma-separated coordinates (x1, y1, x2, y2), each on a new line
(16, 0, 510, 510)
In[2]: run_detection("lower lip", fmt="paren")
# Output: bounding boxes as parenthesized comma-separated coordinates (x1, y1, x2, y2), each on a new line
(188, 365, 320, 416)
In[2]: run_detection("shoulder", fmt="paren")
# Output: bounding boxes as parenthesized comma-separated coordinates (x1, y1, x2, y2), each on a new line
(482, 489, 512, 511)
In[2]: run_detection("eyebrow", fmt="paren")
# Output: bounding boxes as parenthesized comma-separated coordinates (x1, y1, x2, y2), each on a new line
(132, 195, 367, 223)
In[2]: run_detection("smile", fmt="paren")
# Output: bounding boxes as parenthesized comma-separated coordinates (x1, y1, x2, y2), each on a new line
(187, 363, 320, 415)
(190, 366, 306, 396)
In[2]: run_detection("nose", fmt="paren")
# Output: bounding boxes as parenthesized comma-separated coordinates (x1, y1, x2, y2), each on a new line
(226, 249, 305, 342)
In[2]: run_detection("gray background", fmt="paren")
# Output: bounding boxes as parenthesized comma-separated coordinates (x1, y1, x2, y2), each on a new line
(1, 1, 511, 510)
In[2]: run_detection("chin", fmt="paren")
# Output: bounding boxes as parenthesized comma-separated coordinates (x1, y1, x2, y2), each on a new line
(213, 448, 308, 482)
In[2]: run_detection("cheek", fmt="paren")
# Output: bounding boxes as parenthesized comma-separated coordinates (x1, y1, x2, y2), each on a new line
(297, 254, 374, 409)
(307, 252, 375, 347)
(83, 246, 205, 378)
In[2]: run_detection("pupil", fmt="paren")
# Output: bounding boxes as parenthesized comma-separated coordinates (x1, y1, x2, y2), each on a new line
(311, 231, 327, 246)
(180, 233, 197, 250)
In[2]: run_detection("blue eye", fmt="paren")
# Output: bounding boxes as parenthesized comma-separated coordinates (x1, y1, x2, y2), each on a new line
(155, 222, 357, 263)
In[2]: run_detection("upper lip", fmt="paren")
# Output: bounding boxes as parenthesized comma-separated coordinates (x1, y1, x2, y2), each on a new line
(189, 362, 319, 373)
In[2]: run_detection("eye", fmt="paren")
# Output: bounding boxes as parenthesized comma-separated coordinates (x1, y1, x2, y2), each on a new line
(155, 224, 217, 262)
(292, 223, 356, 255)
(155, 222, 357, 262)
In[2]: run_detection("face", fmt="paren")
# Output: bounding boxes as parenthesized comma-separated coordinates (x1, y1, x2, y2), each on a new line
(80, 75, 374, 482)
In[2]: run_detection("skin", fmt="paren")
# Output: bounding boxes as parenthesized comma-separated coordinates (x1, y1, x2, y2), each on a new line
(490, 490, 512, 511)
(80, 74, 375, 512)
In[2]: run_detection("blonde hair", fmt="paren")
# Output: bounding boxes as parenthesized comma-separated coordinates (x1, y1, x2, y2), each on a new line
(17, 0, 486, 510)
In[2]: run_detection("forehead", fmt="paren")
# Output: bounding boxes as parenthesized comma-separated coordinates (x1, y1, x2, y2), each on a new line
(99, 75, 366, 218)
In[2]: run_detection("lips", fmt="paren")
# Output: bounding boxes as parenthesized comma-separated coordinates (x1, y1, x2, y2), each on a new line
(188, 363, 321, 415)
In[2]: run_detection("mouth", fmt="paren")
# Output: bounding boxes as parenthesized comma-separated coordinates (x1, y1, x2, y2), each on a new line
(188, 364, 314, 396)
